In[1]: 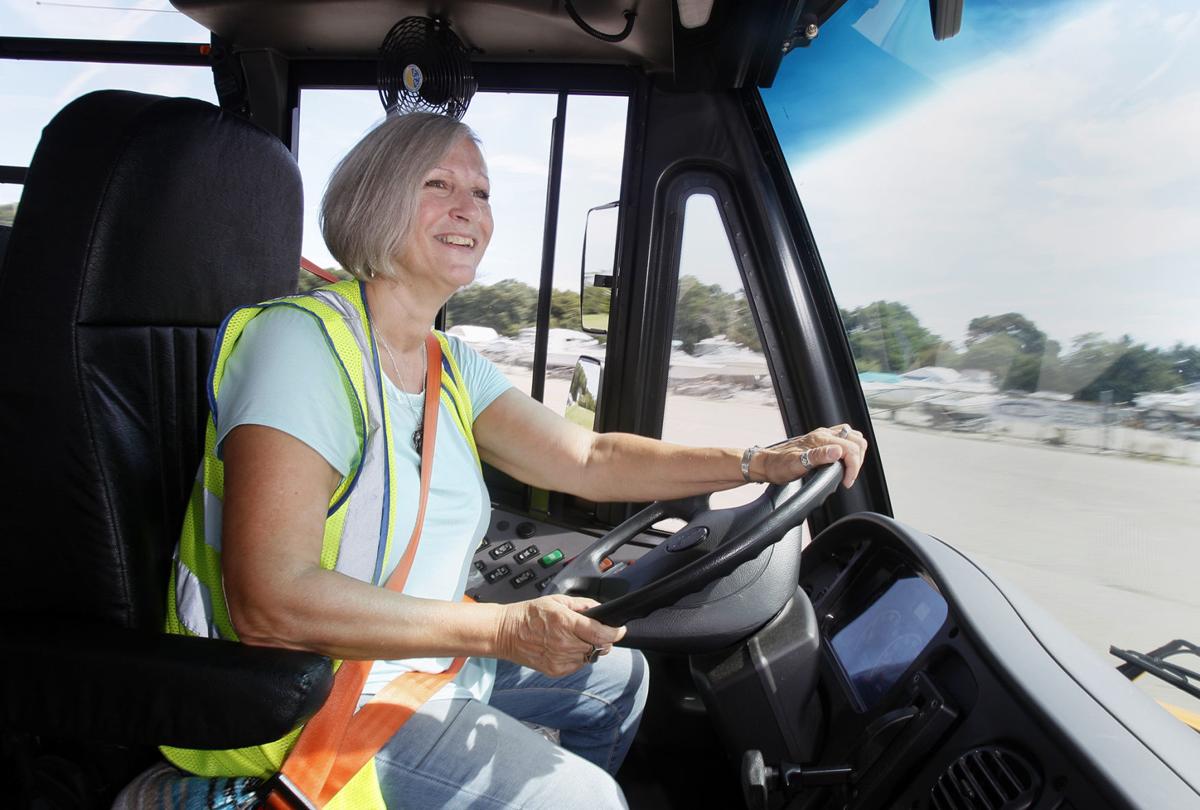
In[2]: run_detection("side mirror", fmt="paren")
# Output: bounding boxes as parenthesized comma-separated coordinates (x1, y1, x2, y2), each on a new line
(580, 201, 618, 335)
(565, 355, 603, 431)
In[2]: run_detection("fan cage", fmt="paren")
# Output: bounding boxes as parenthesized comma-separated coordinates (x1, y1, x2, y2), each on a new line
(377, 16, 477, 120)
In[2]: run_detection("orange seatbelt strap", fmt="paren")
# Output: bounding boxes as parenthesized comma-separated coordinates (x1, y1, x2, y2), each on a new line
(267, 332, 470, 808)
(300, 257, 340, 284)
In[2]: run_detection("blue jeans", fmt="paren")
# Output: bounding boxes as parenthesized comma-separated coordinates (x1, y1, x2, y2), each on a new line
(374, 647, 649, 809)
(116, 649, 648, 809)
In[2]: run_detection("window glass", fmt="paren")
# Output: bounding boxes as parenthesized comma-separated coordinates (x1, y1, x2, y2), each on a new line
(443, 93, 558, 397)
(0, 189, 18, 225)
(296, 90, 559, 394)
(0, 3, 210, 41)
(542, 94, 628, 404)
(1, 61, 216, 168)
(763, 0, 1200, 712)
(298, 90, 628, 406)
(663, 193, 785, 511)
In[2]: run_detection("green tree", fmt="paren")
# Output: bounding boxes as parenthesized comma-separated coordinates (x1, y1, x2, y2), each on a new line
(1051, 334, 1181, 402)
(447, 279, 538, 336)
(958, 312, 1066, 392)
(0, 202, 17, 226)
(549, 288, 582, 331)
(960, 333, 1020, 381)
(673, 276, 729, 352)
(840, 301, 945, 373)
(967, 313, 1048, 356)
(726, 293, 762, 352)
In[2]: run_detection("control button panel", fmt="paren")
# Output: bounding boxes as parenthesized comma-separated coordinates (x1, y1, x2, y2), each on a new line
(465, 510, 657, 605)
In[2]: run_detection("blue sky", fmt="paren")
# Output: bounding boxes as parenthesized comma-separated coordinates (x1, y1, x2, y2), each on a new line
(3, 0, 1197, 352)
(763, 0, 1200, 351)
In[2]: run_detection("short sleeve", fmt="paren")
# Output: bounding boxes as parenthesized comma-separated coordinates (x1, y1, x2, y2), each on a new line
(444, 334, 514, 418)
(215, 305, 361, 476)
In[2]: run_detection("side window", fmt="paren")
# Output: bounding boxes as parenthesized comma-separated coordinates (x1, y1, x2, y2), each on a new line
(2, 51, 215, 217)
(448, 93, 627, 406)
(297, 90, 555, 390)
(297, 90, 628, 403)
(1, 61, 216, 172)
(0, 189, 17, 227)
(663, 193, 786, 509)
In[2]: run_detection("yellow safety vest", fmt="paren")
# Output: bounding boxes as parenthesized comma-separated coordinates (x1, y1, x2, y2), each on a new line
(162, 279, 480, 808)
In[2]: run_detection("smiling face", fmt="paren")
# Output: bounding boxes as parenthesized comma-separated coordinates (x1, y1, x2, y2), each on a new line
(394, 135, 493, 297)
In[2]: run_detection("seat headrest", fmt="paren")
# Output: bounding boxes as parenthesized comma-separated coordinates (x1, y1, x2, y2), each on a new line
(0, 90, 300, 324)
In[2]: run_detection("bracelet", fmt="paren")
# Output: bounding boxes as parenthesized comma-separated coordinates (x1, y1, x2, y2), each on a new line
(741, 445, 760, 483)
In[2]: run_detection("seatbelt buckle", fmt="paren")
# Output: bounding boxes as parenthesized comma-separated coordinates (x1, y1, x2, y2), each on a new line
(256, 772, 321, 810)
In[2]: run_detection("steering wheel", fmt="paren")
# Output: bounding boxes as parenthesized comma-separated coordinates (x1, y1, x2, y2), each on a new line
(549, 462, 843, 653)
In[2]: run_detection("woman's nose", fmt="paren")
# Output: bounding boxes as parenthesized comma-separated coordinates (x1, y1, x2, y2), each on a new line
(448, 188, 480, 221)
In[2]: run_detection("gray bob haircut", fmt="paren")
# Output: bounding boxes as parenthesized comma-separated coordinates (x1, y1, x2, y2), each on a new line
(321, 112, 478, 281)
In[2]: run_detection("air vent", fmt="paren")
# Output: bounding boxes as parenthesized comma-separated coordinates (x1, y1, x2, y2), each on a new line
(930, 746, 1041, 810)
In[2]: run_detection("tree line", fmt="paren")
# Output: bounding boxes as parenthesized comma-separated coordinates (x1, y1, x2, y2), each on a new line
(445, 275, 754, 352)
(299, 269, 1197, 404)
(843, 301, 1199, 403)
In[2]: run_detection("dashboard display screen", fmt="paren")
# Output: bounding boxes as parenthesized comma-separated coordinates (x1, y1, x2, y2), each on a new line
(830, 572, 947, 709)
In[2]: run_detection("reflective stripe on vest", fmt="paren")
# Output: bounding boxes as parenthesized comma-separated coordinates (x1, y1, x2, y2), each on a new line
(161, 279, 480, 795)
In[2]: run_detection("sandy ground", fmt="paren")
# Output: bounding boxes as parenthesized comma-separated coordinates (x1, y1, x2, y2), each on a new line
(502, 365, 1200, 714)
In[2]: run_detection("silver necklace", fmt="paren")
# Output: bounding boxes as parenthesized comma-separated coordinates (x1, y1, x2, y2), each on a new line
(374, 326, 427, 454)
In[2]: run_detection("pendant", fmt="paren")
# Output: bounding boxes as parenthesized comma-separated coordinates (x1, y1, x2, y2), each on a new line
(412, 426, 424, 455)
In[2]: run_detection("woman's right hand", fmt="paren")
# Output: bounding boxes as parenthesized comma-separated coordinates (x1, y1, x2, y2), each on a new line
(495, 595, 626, 677)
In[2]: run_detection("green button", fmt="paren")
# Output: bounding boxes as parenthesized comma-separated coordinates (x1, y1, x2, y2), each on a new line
(539, 549, 564, 568)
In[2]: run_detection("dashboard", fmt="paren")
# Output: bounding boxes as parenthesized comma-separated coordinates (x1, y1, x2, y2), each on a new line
(785, 513, 1200, 809)
(464, 507, 1200, 809)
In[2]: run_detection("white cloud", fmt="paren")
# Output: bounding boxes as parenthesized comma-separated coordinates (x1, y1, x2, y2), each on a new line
(788, 1, 1200, 350)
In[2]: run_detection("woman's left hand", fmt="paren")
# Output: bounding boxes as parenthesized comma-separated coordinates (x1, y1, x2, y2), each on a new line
(753, 425, 868, 489)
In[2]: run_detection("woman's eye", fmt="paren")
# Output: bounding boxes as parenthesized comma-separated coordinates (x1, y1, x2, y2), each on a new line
(474, 189, 491, 201)
(425, 179, 448, 190)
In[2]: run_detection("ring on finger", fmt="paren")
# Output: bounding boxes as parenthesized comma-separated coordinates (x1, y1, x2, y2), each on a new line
(585, 644, 600, 664)
(836, 425, 850, 439)
(799, 447, 813, 471)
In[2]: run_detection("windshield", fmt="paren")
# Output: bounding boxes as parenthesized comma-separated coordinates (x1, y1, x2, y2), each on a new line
(763, 0, 1200, 714)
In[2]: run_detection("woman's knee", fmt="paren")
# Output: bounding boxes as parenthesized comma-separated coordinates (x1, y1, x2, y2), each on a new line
(549, 757, 629, 810)
(601, 647, 649, 721)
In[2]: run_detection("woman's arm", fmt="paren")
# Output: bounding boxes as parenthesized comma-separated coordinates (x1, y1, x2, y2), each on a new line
(473, 388, 868, 502)
(220, 423, 622, 676)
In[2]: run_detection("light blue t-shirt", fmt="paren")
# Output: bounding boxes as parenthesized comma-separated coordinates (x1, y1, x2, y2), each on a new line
(216, 305, 512, 703)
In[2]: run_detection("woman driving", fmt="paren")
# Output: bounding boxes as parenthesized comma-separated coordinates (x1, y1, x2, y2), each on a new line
(152, 111, 868, 809)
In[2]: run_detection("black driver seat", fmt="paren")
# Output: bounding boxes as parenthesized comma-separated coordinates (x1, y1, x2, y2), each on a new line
(0, 90, 332, 808)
